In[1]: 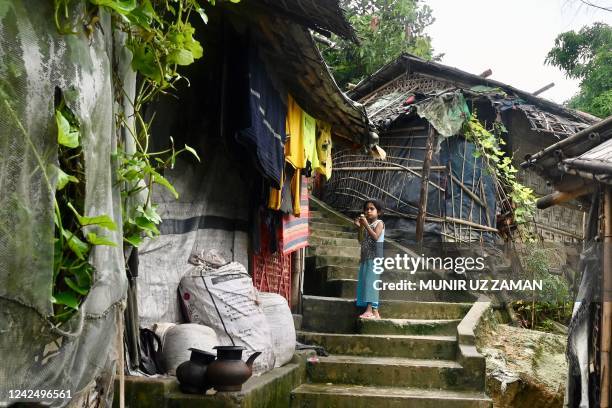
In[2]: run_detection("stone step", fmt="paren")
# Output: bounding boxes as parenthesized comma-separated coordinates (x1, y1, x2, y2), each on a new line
(311, 255, 359, 269)
(308, 236, 360, 248)
(291, 384, 492, 408)
(357, 318, 461, 336)
(310, 230, 356, 240)
(318, 265, 358, 280)
(309, 245, 360, 258)
(310, 222, 355, 233)
(300, 296, 472, 333)
(307, 355, 483, 391)
(296, 331, 457, 360)
(309, 216, 349, 226)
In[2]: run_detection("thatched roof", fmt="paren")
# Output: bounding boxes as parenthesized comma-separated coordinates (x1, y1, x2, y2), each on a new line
(522, 116, 612, 189)
(349, 53, 598, 137)
(225, 1, 374, 145)
(252, 0, 358, 42)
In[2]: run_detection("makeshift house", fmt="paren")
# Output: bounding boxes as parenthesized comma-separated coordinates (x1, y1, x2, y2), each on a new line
(521, 116, 612, 408)
(133, 0, 373, 341)
(320, 53, 599, 245)
(0, 1, 373, 406)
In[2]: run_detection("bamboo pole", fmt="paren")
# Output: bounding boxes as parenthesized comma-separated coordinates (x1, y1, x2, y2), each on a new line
(601, 186, 612, 408)
(450, 174, 487, 209)
(334, 166, 446, 172)
(416, 126, 437, 243)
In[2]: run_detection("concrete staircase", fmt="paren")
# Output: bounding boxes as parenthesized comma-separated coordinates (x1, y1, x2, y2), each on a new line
(290, 198, 491, 407)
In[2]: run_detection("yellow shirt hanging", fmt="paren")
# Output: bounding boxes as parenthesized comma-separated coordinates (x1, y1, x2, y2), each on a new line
(285, 95, 306, 169)
(315, 121, 333, 179)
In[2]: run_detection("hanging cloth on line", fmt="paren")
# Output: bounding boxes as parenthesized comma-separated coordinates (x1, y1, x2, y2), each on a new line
(238, 47, 286, 189)
(315, 120, 333, 180)
(285, 95, 306, 170)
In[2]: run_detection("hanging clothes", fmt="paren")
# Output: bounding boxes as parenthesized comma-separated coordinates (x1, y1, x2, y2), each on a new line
(281, 177, 309, 255)
(285, 95, 306, 170)
(315, 120, 333, 180)
(302, 111, 317, 177)
(238, 47, 286, 189)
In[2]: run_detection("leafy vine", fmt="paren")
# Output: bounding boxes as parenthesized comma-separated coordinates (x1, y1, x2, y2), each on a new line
(48, 0, 240, 321)
(462, 113, 536, 226)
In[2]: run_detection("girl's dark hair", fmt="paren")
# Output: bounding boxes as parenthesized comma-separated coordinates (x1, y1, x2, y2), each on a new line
(363, 199, 384, 215)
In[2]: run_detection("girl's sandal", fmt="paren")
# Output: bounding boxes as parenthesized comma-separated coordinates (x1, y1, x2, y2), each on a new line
(359, 312, 375, 319)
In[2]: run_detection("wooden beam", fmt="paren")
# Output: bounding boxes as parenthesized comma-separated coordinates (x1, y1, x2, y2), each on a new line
(416, 126, 437, 243)
(536, 185, 594, 209)
(602, 186, 612, 408)
(334, 166, 446, 172)
(450, 174, 487, 209)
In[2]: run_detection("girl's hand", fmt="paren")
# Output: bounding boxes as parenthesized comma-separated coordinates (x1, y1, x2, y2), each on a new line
(359, 215, 368, 227)
(353, 217, 361, 227)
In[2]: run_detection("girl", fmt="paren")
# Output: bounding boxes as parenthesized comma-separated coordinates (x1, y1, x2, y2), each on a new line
(354, 199, 385, 319)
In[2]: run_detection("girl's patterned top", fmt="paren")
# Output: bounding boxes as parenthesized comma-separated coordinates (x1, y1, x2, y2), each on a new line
(360, 219, 385, 261)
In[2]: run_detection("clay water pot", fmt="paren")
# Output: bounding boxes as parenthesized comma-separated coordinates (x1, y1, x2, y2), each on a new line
(176, 348, 217, 394)
(205, 346, 262, 392)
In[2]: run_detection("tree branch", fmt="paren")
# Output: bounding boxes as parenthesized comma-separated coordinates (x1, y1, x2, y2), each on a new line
(579, 0, 612, 12)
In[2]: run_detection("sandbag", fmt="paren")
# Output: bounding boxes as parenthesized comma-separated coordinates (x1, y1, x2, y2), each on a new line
(160, 323, 219, 375)
(259, 292, 296, 367)
(179, 262, 275, 374)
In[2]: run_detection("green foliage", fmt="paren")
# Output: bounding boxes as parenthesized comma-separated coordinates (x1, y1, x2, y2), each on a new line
(546, 23, 612, 118)
(48, 0, 219, 321)
(512, 248, 573, 332)
(463, 114, 536, 225)
(320, 0, 437, 89)
(53, 100, 117, 323)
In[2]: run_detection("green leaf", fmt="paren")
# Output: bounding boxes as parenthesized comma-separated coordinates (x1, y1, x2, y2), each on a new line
(62, 229, 90, 260)
(90, 0, 137, 15)
(52, 291, 80, 310)
(64, 276, 89, 295)
(196, 7, 208, 24)
(53, 165, 79, 190)
(124, 234, 144, 247)
(152, 172, 179, 199)
(169, 48, 195, 66)
(86, 232, 117, 247)
(67, 202, 117, 230)
(184, 144, 201, 162)
(135, 216, 160, 236)
(56, 109, 79, 148)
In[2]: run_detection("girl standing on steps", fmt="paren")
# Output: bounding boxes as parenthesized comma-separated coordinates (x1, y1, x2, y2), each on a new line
(354, 199, 385, 319)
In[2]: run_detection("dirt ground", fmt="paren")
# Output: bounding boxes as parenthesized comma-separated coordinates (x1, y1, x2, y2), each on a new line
(477, 322, 567, 408)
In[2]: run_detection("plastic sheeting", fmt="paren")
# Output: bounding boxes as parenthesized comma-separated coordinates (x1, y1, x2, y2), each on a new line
(136, 144, 250, 327)
(416, 91, 470, 138)
(0, 2, 129, 406)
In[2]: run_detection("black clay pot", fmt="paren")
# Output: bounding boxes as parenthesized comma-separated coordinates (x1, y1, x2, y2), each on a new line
(205, 346, 262, 392)
(176, 348, 217, 394)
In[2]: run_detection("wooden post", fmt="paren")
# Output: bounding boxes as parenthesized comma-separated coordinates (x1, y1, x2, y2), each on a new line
(291, 250, 301, 313)
(416, 126, 437, 243)
(602, 186, 612, 408)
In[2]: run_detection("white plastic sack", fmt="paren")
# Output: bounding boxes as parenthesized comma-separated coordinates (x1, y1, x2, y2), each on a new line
(259, 292, 296, 367)
(179, 262, 275, 374)
(160, 323, 219, 375)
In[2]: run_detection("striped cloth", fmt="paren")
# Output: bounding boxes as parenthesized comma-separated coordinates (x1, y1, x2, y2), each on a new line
(281, 177, 309, 254)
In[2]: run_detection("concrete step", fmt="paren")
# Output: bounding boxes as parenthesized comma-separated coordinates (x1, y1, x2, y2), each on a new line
(310, 230, 356, 240)
(357, 318, 461, 336)
(296, 331, 457, 360)
(307, 355, 482, 391)
(311, 255, 359, 269)
(308, 236, 360, 248)
(313, 245, 360, 258)
(300, 296, 472, 333)
(310, 222, 354, 233)
(291, 384, 492, 408)
(309, 216, 349, 226)
(318, 265, 358, 280)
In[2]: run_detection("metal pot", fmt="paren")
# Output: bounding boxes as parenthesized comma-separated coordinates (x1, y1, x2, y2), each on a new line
(176, 348, 216, 394)
(205, 346, 262, 392)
